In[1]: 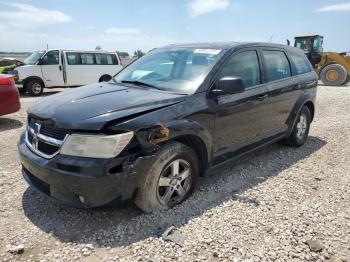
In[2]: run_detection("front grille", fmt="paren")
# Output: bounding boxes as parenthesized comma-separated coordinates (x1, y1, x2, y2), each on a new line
(38, 141, 60, 156)
(26, 117, 68, 158)
(40, 125, 67, 140)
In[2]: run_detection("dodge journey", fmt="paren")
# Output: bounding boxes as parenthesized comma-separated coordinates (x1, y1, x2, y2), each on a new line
(18, 42, 317, 212)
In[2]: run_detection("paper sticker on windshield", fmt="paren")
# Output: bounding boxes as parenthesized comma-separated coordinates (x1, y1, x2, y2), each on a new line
(194, 49, 221, 55)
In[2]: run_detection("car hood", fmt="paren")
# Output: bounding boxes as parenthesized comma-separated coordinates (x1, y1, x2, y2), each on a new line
(28, 82, 186, 130)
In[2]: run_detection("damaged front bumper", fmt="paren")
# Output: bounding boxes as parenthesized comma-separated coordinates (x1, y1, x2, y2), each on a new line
(18, 134, 153, 208)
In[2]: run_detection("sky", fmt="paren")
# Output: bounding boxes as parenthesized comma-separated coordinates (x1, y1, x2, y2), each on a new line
(0, 0, 349, 54)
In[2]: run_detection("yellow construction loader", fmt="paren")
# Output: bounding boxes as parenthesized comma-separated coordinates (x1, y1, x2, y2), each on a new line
(294, 35, 350, 86)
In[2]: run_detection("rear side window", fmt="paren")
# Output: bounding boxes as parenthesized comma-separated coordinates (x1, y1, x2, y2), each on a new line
(66, 52, 80, 65)
(289, 52, 312, 75)
(66, 53, 118, 65)
(95, 54, 118, 65)
(107, 54, 118, 65)
(262, 50, 291, 81)
(80, 53, 94, 65)
(220, 50, 261, 88)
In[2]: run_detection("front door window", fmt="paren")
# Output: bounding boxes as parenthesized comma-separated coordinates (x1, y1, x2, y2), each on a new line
(219, 50, 261, 88)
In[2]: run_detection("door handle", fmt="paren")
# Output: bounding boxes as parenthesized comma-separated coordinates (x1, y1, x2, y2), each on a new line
(295, 84, 303, 89)
(59, 65, 62, 71)
(257, 94, 268, 101)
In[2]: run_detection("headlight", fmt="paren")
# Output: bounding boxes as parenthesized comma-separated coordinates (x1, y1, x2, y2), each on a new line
(60, 132, 134, 158)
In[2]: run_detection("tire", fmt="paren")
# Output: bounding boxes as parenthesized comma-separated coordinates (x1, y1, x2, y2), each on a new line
(26, 80, 44, 96)
(285, 106, 311, 147)
(344, 75, 350, 86)
(99, 75, 112, 82)
(135, 142, 199, 213)
(320, 64, 347, 86)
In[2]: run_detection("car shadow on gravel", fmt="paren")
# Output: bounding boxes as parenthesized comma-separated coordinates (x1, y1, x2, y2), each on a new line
(22, 136, 327, 248)
(20, 91, 61, 98)
(0, 117, 23, 132)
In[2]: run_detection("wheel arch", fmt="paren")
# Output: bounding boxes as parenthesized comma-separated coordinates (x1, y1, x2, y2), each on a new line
(23, 76, 45, 89)
(304, 101, 315, 121)
(171, 134, 209, 176)
(134, 119, 213, 176)
(287, 94, 315, 133)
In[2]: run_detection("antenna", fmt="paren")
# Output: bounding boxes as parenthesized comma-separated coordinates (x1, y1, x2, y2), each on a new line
(269, 35, 273, 43)
(46, 43, 49, 50)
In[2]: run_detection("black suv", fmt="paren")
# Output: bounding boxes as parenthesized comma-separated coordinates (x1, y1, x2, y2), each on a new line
(18, 42, 317, 212)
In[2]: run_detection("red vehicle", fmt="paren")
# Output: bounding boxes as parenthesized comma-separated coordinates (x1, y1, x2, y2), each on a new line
(0, 74, 20, 116)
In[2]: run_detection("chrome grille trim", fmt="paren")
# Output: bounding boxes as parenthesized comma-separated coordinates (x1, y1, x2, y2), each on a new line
(25, 119, 68, 159)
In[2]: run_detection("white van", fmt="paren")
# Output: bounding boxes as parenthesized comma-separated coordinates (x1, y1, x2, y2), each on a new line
(14, 50, 123, 96)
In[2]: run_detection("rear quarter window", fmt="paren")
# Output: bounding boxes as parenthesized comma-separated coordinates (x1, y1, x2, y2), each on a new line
(289, 52, 312, 75)
(95, 54, 119, 65)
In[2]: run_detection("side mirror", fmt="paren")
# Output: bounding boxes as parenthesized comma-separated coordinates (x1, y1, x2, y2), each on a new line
(211, 77, 246, 96)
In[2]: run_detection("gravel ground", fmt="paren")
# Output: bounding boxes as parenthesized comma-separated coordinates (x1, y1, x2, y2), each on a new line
(0, 85, 349, 262)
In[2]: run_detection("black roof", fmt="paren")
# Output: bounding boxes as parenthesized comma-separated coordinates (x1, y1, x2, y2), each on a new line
(161, 42, 302, 52)
(295, 35, 323, 39)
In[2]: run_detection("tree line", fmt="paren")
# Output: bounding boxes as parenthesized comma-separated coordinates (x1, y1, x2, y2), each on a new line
(117, 50, 145, 58)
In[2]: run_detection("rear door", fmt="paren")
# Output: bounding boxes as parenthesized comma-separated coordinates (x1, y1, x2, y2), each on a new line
(40, 50, 65, 87)
(260, 48, 301, 132)
(212, 49, 274, 155)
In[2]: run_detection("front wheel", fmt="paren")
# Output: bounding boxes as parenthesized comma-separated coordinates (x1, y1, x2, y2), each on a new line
(285, 106, 311, 147)
(26, 80, 44, 96)
(135, 142, 199, 213)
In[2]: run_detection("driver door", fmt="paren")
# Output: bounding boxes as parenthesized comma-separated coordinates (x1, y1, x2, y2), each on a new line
(212, 49, 272, 156)
(40, 50, 65, 87)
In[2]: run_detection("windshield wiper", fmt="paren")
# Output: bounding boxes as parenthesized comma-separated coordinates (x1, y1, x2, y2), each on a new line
(120, 80, 163, 90)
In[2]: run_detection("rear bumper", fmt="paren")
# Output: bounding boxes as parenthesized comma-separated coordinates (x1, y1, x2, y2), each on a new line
(18, 134, 151, 208)
(0, 84, 20, 116)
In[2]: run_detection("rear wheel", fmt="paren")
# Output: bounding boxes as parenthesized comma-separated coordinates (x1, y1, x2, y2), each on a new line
(285, 106, 311, 147)
(320, 64, 347, 86)
(26, 80, 44, 96)
(135, 142, 199, 213)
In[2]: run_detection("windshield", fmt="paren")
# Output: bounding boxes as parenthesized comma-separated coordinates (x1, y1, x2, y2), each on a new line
(24, 51, 45, 65)
(295, 39, 313, 52)
(312, 38, 323, 53)
(113, 48, 222, 94)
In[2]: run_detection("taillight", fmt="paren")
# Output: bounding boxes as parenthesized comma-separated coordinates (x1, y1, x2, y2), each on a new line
(0, 75, 15, 86)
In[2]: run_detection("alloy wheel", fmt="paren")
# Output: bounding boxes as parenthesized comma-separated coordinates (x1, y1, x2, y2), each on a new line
(157, 159, 192, 206)
(296, 113, 307, 139)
